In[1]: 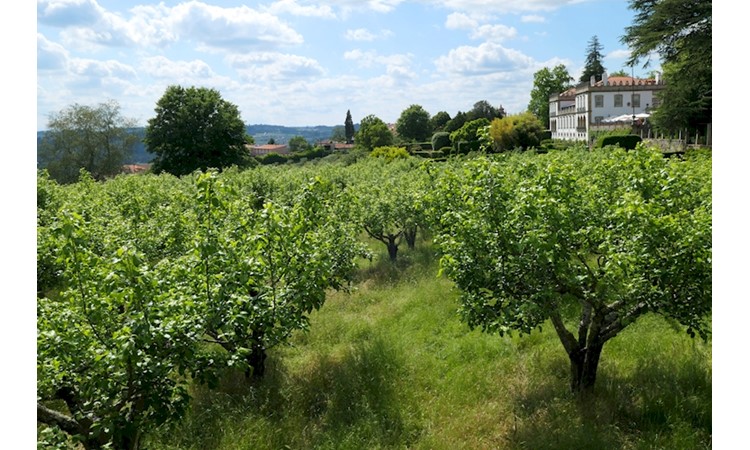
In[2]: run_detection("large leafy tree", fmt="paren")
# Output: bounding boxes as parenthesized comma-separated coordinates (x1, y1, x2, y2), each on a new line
(429, 148, 711, 393)
(621, 0, 711, 134)
(527, 65, 574, 128)
(344, 109, 355, 144)
(145, 86, 250, 176)
(429, 111, 451, 133)
(580, 35, 606, 83)
(38, 100, 139, 184)
(466, 100, 505, 122)
(395, 104, 431, 142)
(355, 114, 393, 152)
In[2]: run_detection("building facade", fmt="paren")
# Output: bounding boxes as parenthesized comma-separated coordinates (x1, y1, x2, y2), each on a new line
(549, 72, 665, 142)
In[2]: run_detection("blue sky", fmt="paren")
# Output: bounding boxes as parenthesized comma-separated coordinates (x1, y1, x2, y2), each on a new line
(36, 0, 658, 130)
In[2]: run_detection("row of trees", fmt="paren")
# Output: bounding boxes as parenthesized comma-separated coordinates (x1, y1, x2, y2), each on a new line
(38, 145, 712, 447)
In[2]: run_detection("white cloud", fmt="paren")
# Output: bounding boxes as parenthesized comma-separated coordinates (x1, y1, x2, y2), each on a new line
(262, 0, 336, 18)
(344, 49, 413, 71)
(68, 58, 137, 80)
(227, 52, 325, 81)
(607, 49, 632, 60)
(38, 1, 304, 52)
(37, 33, 69, 71)
(436, 0, 586, 14)
(344, 28, 393, 41)
(472, 24, 517, 42)
(446, 12, 516, 42)
(169, 2, 304, 51)
(521, 15, 546, 23)
(37, 0, 103, 27)
(435, 42, 535, 75)
(140, 55, 217, 80)
(345, 28, 377, 41)
(445, 12, 478, 30)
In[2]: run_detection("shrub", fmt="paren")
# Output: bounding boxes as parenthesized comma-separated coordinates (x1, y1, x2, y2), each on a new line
(431, 132, 451, 151)
(596, 134, 642, 150)
(259, 153, 287, 165)
(370, 146, 410, 161)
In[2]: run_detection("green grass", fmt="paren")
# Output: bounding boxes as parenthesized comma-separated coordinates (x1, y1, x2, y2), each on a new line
(147, 241, 711, 449)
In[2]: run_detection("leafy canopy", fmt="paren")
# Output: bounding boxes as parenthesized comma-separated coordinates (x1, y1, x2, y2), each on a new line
(355, 114, 393, 152)
(428, 147, 711, 391)
(38, 100, 138, 184)
(621, 0, 711, 133)
(395, 104, 432, 143)
(527, 65, 573, 128)
(145, 85, 249, 176)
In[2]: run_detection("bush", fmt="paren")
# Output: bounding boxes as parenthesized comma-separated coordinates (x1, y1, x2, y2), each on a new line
(431, 132, 451, 151)
(596, 134, 642, 150)
(259, 153, 288, 165)
(370, 146, 410, 161)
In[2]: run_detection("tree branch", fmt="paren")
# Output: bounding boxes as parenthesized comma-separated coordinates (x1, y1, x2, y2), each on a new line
(599, 301, 649, 343)
(37, 403, 81, 436)
(549, 310, 579, 357)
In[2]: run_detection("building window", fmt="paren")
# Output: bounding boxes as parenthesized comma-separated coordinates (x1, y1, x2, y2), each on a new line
(631, 94, 641, 108)
(594, 116, 604, 124)
(614, 94, 623, 107)
(594, 95, 604, 108)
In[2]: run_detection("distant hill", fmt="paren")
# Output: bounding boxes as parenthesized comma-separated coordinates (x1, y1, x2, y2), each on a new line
(246, 124, 341, 145)
(37, 124, 351, 165)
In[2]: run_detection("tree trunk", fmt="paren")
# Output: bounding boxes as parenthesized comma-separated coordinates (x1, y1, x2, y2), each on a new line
(404, 226, 417, 250)
(246, 342, 267, 379)
(387, 240, 399, 261)
(568, 344, 604, 393)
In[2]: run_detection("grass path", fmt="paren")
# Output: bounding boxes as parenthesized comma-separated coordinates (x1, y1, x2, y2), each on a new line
(149, 245, 711, 449)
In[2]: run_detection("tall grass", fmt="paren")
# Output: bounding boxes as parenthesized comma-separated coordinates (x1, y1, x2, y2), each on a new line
(148, 240, 711, 449)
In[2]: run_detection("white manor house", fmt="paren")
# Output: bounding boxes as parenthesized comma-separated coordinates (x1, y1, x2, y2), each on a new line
(549, 72, 665, 143)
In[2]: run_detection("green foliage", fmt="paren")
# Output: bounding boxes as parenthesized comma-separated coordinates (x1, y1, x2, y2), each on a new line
(431, 132, 451, 151)
(345, 110, 355, 144)
(395, 104, 431, 143)
(443, 111, 468, 133)
(145, 85, 250, 176)
(466, 100, 505, 122)
(330, 125, 346, 143)
(428, 148, 711, 391)
(429, 110, 451, 133)
(37, 166, 365, 446)
(528, 65, 574, 127)
(621, 0, 711, 133)
(288, 135, 311, 153)
(258, 153, 287, 165)
(38, 212, 201, 449)
(355, 114, 393, 152)
(596, 134, 643, 149)
(485, 113, 546, 152)
(145, 247, 710, 450)
(449, 118, 490, 154)
(370, 146, 410, 161)
(38, 100, 139, 184)
(580, 35, 606, 83)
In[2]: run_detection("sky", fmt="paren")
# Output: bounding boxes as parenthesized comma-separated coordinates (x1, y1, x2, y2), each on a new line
(36, 0, 659, 131)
